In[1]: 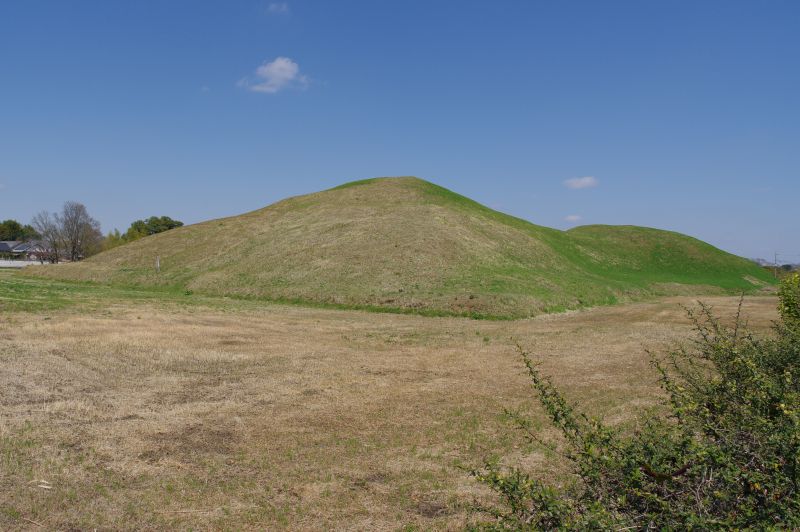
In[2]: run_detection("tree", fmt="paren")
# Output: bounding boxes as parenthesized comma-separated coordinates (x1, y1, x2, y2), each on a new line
(0, 219, 39, 241)
(31, 211, 63, 263)
(60, 201, 102, 261)
(143, 215, 183, 234)
(31, 202, 102, 263)
(100, 215, 183, 251)
(102, 229, 125, 251)
(471, 275, 800, 530)
(122, 215, 183, 242)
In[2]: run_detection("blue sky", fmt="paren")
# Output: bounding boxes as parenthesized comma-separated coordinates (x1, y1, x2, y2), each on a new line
(1, 1, 797, 260)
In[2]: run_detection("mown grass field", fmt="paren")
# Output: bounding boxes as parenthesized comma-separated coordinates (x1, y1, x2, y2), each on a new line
(26, 177, 775, 318)
(0, 269, 779, 530)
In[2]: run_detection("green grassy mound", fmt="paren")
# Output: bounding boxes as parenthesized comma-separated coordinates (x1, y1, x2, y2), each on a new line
(26, 177, 773, 318)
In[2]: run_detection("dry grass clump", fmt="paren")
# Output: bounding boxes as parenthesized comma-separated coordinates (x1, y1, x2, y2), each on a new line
(0, 287, 777, 529)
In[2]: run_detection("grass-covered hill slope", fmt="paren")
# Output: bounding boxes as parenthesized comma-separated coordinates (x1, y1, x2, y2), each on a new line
(27, 177, 773, 318)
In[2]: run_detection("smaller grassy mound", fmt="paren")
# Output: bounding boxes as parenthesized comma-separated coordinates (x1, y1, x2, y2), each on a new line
(562, 225, 770, 290)
(25, 177, 774, 318)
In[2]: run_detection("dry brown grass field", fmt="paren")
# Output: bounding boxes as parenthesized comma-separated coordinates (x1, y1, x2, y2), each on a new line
(0, 271, 778, 530)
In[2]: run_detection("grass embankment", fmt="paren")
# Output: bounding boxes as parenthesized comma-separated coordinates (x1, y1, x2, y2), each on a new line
(24, 177, 774, 318)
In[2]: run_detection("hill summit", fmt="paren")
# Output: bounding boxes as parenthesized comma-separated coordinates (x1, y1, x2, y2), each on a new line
(29, 177, 773, 318)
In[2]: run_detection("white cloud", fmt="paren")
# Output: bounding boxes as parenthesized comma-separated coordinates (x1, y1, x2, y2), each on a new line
(563, 176, 598, 190)
(239, 57, 308, 94)
(267, 2, 289, 14)
(565, 214, 582, 223)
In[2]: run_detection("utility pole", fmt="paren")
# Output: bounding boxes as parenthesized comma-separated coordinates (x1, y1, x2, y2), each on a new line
(775, 252, 778, 279)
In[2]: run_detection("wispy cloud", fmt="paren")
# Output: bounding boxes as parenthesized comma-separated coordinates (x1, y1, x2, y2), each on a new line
(267, 2, 289, 14)
(565, 214, 582, 223)
(563, 176, 598, 190)
(238, 57, 308, 94)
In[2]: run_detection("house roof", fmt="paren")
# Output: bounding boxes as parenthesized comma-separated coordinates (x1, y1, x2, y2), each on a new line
(0, 241, 46, 253)
(0, 241, 22, 252)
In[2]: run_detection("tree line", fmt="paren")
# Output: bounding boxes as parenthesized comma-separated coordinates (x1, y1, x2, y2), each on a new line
(2, 202, 182, 263)
(0, 219, 40, 241)
(102, 215, 183, 250)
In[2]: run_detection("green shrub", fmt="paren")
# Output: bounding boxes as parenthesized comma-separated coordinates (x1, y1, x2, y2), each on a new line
(471, 277, 800, 530)
(779, 273, 800, 324)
